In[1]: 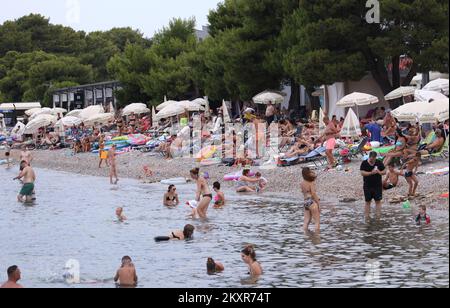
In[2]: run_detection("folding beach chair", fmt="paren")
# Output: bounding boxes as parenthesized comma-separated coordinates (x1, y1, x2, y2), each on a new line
(349, 137, 370, 160)
(422, 138, 449, 162)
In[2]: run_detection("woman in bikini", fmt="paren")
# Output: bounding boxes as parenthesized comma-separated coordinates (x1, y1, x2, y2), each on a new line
(383, 129, 407, 166)
(300, 167, 321, 233)
(163, 185, 180, 207)
(241, 246, 263, 277)
(190, 168, 212, 219)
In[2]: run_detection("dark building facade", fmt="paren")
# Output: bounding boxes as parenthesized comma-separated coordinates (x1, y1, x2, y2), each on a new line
(52, 81, 121, 111)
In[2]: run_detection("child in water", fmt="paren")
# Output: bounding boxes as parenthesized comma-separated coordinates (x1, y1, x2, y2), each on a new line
(300, 167, 321, 233)
(255, 172, 267, 192)
(415, 205, 431, 226)
(213, 182, 226, 209)
(383, 163, 401, 190)
(114, 256, 138, 287)
(116, 207, 127, 222)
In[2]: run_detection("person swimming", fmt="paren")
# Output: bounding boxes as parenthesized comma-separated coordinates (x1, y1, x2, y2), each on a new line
(415, 205, 431, 226)
(114, 256, 138, 288)
(241, 245, 263, 277)
(163, 185, 179, 207)
(154, 224, 195, 242)
(207, 258, 225, 275)
(116, 207, 127, 222)
(213, 182, 225, 209)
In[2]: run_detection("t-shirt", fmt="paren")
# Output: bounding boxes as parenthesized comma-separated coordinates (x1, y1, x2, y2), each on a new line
(365, 123, 382, 143)
(360, 159, 385, 189)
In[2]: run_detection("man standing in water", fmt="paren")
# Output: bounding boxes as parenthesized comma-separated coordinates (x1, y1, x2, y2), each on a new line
(360, 151, 386, 219)
(1, 266, 24, 288)
(108, 144, 119, 185)
(14, 161, 36, 203)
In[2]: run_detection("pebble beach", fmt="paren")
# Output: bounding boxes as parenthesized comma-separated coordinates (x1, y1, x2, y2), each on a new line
(4, 148, 449, 210)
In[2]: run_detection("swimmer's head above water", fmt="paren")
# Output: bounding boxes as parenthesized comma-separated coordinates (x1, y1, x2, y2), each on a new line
(183, 224, 195, 240)
(207, 258, 217, 274)
(241, 245, 257, 264)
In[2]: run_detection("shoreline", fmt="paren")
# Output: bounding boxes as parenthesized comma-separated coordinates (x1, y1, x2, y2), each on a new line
(4, 149, 449, 210)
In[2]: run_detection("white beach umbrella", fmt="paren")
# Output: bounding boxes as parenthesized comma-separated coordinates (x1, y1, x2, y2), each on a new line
(56, 116, 82, 127)
(336, 92, 379, 108)
(156, 100, 178, 111)
(25, 108, 43, 117)
(253, 91, 284, 105)
(83, 113, 115, 126)
(152, 106, 158, 128)
(156, 103, 186, 120)
(0, 114, 6, 133)
(177, 100, 205, 112)
(11, 121, 26, 137)
(420, 99, 449, 123)
(192, 98, 207, 106)
(109, 101, 115, 114)
(204, 97, 211, 117)
(79, 105, 104, 120)
(66, 109, 83, 118)
(52, 107, 67, 115)
(422, 78, 449, 96)
(341, 108, 361, 138)
(385, 86, 416, 101)
(414, 90, 448, 102)
(222, 100, 231, 123)
(29, 108, 54, 120)
(122, 103, 150, 116)
(319, 108, 326, 135)
(24, 114, 57, 134)
(391, 101, 430, 123)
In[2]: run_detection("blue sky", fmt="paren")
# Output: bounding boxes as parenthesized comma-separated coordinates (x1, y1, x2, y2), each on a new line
(1, 0, 221, 38)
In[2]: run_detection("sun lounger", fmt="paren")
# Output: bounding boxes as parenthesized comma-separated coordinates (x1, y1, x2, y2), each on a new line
(422, 138, 449, 161)
(279, 146, 327, 167)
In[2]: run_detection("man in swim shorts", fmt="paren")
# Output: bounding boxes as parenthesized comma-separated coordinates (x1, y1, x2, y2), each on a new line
(14, 161, 36, 203)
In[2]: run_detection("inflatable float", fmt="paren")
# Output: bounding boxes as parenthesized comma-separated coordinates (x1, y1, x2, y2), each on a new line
(195, 145, 217, 162)
(161, 177, 189, 185)
(128, 134, 149, 146)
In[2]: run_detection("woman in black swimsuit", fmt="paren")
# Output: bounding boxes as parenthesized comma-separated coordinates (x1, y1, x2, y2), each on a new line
(154, 224, 195, 242)
(163, 185, 179, 207)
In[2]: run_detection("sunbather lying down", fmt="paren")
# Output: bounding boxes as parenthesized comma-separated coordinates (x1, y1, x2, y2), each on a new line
(280, 146, 327, 162)
(284, 139, 315, 158)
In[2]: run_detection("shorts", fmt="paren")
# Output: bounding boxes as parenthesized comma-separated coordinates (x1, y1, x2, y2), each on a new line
(326, 138, 336, 151)
(364, 186, 383, 202)
(100, 151, 108, 160)
(20, 183, 35, 196)
(5, 152, 10, 157)
(405, 171, 413, 178)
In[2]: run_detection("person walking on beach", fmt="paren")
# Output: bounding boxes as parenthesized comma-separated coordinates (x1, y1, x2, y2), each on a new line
(300, 167, 321, 233)
(98, 134, 108, 168)
(114, 256, 138, 288)
(1, 266, 24, 288)
(14, 161, 36, 203)
(190, 168, 212, 219)
(361, 151, 386, 219)
(108, 144, 119, 185)
(322, 116, 339, 169)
